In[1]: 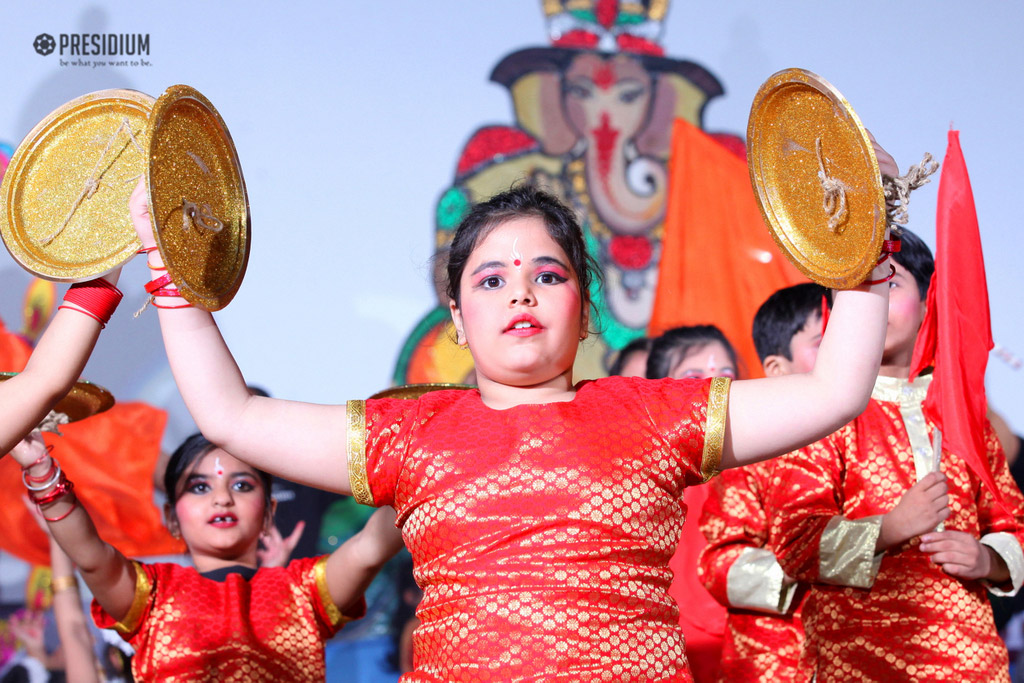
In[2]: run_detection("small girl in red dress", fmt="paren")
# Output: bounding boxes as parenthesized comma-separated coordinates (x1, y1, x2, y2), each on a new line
(10, 430, 403, 682)
(126, 136, 897, 681)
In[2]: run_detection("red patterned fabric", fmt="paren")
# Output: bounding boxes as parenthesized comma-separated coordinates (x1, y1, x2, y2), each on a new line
(699, 462, 810, 682)
(770, 394, 1024, 682)
(360, 375, 729, 682)
(92, 557, 362, 682)
(669, 483, 725, 683)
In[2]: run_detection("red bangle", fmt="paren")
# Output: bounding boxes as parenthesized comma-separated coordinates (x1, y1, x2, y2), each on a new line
(144, 273, 175, 295)
(21, 446, 54, 475)
(23, 454, 57, 484)
(152, 301, 194, 310)
(137, 246, 159, 254)
(32, 476, 74, 506)
(42, 498, 78, 523)
(62, 279, 123, 327)
(58, 304, 103, 326)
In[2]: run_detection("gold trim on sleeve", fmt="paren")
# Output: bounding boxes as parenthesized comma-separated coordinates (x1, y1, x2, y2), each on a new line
(981, 532, 1024, 597)
(346, 400, 372, 506)
(700, 377, 731, 482)
(313, 556, 347, 626)
(819, 514, 884, 588)
(112, 561, 151, 635)
(726, 546, 798, 614)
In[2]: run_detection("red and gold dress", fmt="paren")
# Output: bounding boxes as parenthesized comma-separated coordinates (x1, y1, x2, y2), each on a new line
(91, 556, 364, 682)
(698, 460, 810, 683)
(770, 375, 1024, 682)
(347, 375, 731, 682)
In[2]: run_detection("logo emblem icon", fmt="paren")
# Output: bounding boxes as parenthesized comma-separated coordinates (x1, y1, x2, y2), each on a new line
(33, 33, 56, 56)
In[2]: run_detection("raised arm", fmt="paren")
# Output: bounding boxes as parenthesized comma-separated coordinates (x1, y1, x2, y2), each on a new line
(720, 141, 897, 469)
(128, 180, 350, 493)
(0, 270, 121, 455)
(11, 433, 137, 623)
(324, 506, 405, 611)
(721, 275, 887, 468)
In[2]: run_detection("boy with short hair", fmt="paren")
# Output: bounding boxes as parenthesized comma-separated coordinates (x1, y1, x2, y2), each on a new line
(769, 230, 1024, 682)
(698, 282, 826, 682)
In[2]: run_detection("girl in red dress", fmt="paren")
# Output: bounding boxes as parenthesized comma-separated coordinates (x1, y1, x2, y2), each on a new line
(125, 136, 896, 680)
(10, 430, 403, 682)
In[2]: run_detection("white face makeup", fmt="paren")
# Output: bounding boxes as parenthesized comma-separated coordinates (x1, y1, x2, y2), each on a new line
(511, 237, 523, 269)
(213, 455, 225, 478)
(706, 353, 719, 374)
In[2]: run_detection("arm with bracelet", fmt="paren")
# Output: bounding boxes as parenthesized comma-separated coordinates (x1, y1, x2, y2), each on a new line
(11, 432, 139, 629)
(128, 180, 353, 494)
(0, 270, 123, 456)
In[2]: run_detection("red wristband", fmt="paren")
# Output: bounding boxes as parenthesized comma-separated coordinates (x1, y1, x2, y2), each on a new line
(32, 475, 74, 506)
(62, 278, 123, 328)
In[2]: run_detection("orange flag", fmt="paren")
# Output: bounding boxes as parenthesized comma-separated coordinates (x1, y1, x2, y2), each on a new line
(910, 131, 1004, 509)
(649, 118, 804, 377)
(0, 312, 183, 565)
(0, 402, 184, 566)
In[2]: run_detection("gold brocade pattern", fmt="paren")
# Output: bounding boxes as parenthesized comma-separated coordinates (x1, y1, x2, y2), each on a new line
(91, 557, 358, 682)
(817, 515, 882, 588)
(770, 381, 1024, 682)
(360, 376, 721, 681)
(346, 400, 371, 505)
(699, 462, 811, 682)
(700, 376, 730, 481)
(725, 546, 794, 614)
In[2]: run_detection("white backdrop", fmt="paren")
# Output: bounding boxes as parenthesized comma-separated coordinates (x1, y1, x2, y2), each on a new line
(0, 1, 1021, 448)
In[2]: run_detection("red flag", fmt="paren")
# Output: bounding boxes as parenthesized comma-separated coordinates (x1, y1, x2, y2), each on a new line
(910, 130, 1003, 506)
(649, 118, 804, 377)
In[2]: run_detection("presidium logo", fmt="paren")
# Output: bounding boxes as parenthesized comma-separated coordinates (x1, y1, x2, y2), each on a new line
(33, 31, 152, 67)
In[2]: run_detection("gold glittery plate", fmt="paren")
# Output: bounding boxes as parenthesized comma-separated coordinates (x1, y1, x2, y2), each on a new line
(148, 85, 249, 311)
(369, 383, 474, 400)
(747, 68, 886, 289)
(0, 372, 115, 422)
(0, 90, 153, 282)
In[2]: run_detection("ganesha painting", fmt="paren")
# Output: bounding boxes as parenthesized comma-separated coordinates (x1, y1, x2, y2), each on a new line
(394, 0, 739, 384)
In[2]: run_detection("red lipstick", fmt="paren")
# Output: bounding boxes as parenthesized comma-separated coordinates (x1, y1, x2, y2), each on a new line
(505, 314, 543, 337)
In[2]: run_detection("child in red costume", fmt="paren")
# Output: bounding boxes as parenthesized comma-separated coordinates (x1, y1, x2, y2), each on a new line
(770, 231, 1024, 682)
(130, 142, 896, 680)
(10, 431, 403, 682)
(698, 282, 827, 682)
(645, 325, 738, 683)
